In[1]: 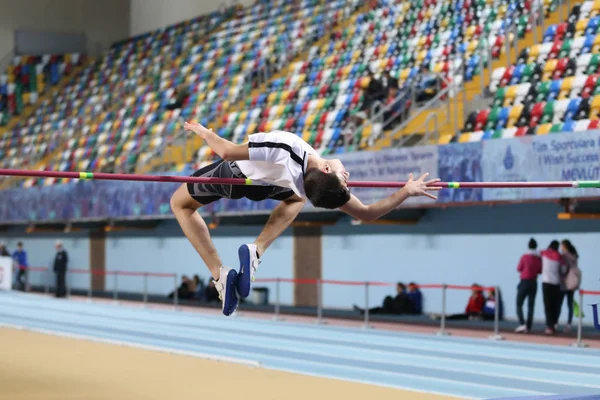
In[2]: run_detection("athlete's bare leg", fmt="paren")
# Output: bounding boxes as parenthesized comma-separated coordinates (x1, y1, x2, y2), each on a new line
(170, 184, 222, 280)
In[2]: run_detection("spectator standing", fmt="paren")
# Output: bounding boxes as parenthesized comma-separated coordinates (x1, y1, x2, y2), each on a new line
(362, 70, 386, 112)
(381, 70, 399, 95)
(541, 240, 562, 335)
(53, 241, 68, 298)
(515, 238, 542, 333)
(12, 242, 28, 291)
(407, 282, 423, 314)
(0, 243, 9, 256)
(558, 239, 581, 332)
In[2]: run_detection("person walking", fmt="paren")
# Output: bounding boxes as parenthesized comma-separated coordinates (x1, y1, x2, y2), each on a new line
(515, 238, 542, 333)
(53, 241, 68, 298)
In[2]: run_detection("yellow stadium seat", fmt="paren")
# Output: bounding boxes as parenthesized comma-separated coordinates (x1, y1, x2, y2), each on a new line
(536, 123, 552, 135)
(558, 77, 575, 99)
(433, 62, 444, 73)
(400, 69, 410, 81)
(543, 59, 558, 81)
(267, 92, 278, 104)
(305, 114, 317, 127)
(360, 76, 370, 89)
(503, 85, 518, 107)
(576, 19, 589, 35)
(246, 122, 257, 135)
(238, 110, 248, 122)
(591, 95, 600, 117)
(466, 25, 477, 38)
(296, 74, 306, 85)
(458, 133, 471, 143)
(302, 130, 312, 142)
(506, 104, 523, 128)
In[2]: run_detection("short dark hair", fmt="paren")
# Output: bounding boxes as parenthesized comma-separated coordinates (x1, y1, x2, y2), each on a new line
(549, 240, 559, 251)
(17, 242, 23, 247)
(528, 238, 537, 250)
(304, 168, 351, 209)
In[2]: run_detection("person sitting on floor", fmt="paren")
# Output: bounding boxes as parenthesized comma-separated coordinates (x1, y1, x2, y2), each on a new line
(407, 282, 423, 315)
(431, 284, 485, 320)
(482, 287, 504, 321)
(168, 275, 195, 300)
(193, 275, 206, 301)
(204, 279, 220, 303)
(353, 282, 413, 315)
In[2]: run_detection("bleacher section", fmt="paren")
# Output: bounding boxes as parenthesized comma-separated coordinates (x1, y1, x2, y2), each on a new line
(3, 0, 356, 188)
(459, 0, 600, 142)
(0, 53, 84, 127)
(0, 0, 581, 188)
(206, 0, 566, 162)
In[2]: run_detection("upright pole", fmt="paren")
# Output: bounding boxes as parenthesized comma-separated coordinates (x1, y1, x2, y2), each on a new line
(113, 271, 119, 303)
(489, 286, 505, 340)
(505, 24, 511, 69)
(540, 0, 545, 37)
(315, 279, 324, 325)
(571, 290, 588, 347)
(461, 52, 467, 125)
(479, 42, 486, 96)
(143, 272, 148, 308)
(44, 269, 50, 294)
(173, 273, 179, 310)
(437, 284, 450, 336)
(273, 278, 282, 321)
(513, 23, 519, 66)
(66, 270, 71, 298)
(532, 2, 538, 45)
(87, 271, 92, 302)
(363, 281, 372, 329)
(559, 0, 563, 25)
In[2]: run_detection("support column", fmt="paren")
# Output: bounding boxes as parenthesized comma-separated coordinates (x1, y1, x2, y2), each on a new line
(89, 230, 106, 291)
(293, 226, 322, 307)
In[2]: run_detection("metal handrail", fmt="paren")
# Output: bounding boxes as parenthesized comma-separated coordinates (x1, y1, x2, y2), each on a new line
(393, 85, 453, 148)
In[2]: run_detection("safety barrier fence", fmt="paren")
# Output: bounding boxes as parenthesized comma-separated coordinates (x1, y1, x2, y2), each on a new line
(254, 278, 504, 340)
(572, 289, 600, 348)
(16, 266, 179, 309)
(14, 267, 600, 345)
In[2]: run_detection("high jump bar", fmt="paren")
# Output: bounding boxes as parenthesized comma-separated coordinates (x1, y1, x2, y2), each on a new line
(0, 169, 598, 189)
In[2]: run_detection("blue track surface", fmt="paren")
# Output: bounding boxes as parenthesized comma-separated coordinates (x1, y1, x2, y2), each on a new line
(1, 292, 600, 399)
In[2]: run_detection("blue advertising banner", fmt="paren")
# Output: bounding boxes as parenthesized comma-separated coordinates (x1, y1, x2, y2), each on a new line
(438, 142, 483, 203)
(482, 131, 600, 201)
(335, 144, 439, 206)
(1, 130, 599, 223)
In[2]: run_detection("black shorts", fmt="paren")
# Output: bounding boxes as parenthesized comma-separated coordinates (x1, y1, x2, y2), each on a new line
(187, 160, 295, 205)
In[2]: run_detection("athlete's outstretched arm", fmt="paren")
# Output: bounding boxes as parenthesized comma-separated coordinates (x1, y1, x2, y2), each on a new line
(184, 121, 249, 161)
(339, 173, 440, 222)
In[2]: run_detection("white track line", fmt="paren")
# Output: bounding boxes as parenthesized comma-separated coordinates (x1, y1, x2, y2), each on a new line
(0, 322, 261, 368)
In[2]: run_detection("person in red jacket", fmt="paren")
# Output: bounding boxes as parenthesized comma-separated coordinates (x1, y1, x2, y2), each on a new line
(433, 284, 485, 320)
(515, 238, 542, 333)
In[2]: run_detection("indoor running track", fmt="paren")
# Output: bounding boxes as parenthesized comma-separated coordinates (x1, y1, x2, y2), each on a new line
(1, 292, 599, 399)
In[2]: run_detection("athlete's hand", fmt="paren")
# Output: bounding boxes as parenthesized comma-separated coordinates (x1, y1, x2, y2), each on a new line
(404, 173, 441, 200)
(184, 121, 213, 138)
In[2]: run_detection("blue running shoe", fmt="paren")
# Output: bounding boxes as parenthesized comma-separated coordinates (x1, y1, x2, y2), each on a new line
(236, 244, 261, 298)
(214, 266, 239, 316)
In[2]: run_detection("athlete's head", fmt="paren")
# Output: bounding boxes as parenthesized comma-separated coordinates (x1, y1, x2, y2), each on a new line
(304, 158, 351, 209)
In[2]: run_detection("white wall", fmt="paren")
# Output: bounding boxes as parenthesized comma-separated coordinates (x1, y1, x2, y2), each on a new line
(130, 0, 254, 36)
(0, 0, 130, 58)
